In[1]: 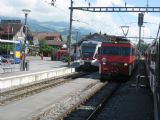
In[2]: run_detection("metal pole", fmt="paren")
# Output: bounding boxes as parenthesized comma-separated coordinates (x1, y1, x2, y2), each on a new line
(136, 24, 142, 90)
(22, 9, 30, 71)
(136, 12, 144, 90)
(23, 13, 27, 71)
(68, 0, 73, 66)
(138, 26, 141, 55)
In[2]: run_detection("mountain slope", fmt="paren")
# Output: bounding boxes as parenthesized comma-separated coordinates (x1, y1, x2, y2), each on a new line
(0, 16, 95, 42)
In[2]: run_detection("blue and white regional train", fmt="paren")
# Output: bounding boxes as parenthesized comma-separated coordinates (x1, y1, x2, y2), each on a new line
(145, 37, 160, 120)
(79, 40, 102, 71)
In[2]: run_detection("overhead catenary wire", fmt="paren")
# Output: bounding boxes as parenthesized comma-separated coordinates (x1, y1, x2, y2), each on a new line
(155, 23, 160, 40)
(45, 0, 94, 27)
(45, 0, 159, 41)
(45, 0, 130, 35)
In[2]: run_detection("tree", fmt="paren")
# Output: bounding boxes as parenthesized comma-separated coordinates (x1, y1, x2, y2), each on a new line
(0, 44, 15, 54)
(39, 39, 54, 56)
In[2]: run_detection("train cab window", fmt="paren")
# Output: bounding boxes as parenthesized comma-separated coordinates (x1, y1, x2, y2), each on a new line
(82, 46, 96, 53)
(102, 47, 130, 56)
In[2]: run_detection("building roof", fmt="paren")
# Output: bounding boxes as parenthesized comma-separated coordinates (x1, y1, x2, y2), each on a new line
(32, 32, 63, 41)
(47, 40, 64, 46)
(1, 23, 23, 35)
(0, 20, 23, 37)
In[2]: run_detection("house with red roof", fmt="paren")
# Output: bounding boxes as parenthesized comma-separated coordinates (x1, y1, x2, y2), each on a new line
(32, 32, 65, 48)
(31, 32, 66, 57)
(0, 20, 25, 41)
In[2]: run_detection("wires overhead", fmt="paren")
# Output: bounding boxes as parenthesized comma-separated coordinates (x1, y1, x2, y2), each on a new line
(155, 23, 160, 39)
(44, 0, 56, 7)
(125, 2, 127, 7)
(84, 0, 91, 7)
(51, 0, 56, 6)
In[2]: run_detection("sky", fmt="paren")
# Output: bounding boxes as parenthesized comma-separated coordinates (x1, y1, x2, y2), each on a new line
(0, 0, 160, 43)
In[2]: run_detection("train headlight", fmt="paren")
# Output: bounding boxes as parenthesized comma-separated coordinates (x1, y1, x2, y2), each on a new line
(102, 58, 107, 64)
(124, 63, 128, 66)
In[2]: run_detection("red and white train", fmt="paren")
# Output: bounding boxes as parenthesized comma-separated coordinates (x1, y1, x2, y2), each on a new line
(79, 40, 102, 71)
(99, 38, 137, 81)
(145, 38, 160, 120)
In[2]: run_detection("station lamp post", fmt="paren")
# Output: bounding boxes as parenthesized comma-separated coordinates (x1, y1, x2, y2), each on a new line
(22, 9, 31, 71)
(67, 0, 73, 66)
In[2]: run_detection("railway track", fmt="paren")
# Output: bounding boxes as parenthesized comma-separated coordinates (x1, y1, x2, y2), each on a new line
(31, 73, 107, 120)
(62, 81, 121, 120)
(61, 66, 138, 120)
(0, 72, 88, 105)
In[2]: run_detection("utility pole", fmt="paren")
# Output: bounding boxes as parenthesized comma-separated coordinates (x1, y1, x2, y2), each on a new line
(22, 9, 31, 71)
(68, 0, 73, 66)
(49, 0, 73, 66)
(136, 12, 144, 89)
(138, 13, 144, 55)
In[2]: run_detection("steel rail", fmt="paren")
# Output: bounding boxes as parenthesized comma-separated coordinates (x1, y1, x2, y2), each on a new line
(86, 82, 121, 120)
(0, 72, 88, 105)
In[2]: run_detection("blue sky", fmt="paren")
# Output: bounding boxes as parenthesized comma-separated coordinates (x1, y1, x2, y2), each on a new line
(125, 0, 160, 7)
(0, 0, 160, 43)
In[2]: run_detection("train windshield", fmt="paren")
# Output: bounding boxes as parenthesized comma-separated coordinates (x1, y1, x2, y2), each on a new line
(102, 46, 131, 56)
(81, 45, 96, 57)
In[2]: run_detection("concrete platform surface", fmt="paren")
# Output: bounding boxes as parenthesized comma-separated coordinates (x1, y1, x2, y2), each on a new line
(0, 56, 68, 76)
(0, 77, 100, 120)
(0, 56, 76, 89)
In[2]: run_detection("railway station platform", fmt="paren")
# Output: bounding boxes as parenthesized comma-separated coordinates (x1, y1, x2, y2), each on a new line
(0, 74, 102, 120)
(0, 56, 76, 90)
(0, 57, 154, 120)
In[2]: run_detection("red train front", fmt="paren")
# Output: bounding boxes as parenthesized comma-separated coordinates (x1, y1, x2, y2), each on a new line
(99, 38, 137, 81)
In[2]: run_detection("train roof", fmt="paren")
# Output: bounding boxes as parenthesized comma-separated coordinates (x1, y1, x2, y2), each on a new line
(79, 33, 135, 46)
(102, 37, 137, 48)
(102, 38, 131, 43)
(81, 40, 102, 44)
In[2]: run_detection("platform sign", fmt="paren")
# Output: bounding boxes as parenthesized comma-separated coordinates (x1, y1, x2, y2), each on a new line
(15, 40, 21, 63)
